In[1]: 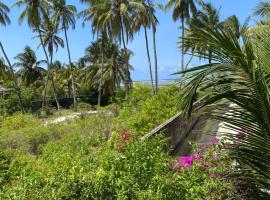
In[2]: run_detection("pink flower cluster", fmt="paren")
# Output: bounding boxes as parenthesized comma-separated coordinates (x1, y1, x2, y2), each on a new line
(172, 137, 222, 178)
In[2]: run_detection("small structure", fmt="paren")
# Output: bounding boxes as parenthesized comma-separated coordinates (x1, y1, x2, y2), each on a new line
(0, 85, 10, 97)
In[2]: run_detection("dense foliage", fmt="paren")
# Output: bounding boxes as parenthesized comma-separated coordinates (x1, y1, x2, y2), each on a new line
(0, 114, 237, 200)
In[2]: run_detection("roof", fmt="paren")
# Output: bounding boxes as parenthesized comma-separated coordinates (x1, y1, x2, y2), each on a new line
(0, 85, 10, 92)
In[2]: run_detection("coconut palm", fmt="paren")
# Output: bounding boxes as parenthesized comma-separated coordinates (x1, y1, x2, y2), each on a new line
(0, 1, 10, 26)
(80, 0, 141, 96)
(132, 1, 155, 94)
(165, 0, 198, 71)
(37, 17, 64, 110)
(178, 24, 270, 199)
(14, 46, 45, 86)
(183, 2, 221, 64)
(0, 58, 11, 81)
(52, 0, 77, 110)
(254, 1, 270, 17)
(82, 39, 133, 97)
(12, 0, 58, 110)
(131, 0, 162, 94)
(0, 2, 24, 112)
(222, 15, 249, 40)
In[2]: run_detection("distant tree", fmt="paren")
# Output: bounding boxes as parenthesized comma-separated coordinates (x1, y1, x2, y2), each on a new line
(166, 0, 198, 71)
(52, 0, 78, 110)
(82, 39, 133, 97)
(14, 46, 45, 86)
(37, 17, 64, 110)
(0, 1, 24, 112)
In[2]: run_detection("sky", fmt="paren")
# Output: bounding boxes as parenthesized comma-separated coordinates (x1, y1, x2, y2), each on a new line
(0, 0, 261, 81)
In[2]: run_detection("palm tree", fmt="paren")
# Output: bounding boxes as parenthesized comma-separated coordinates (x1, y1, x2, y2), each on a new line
(14, 46, 45, 86)
(165, 0, 198, 71)
(80, 0, 141, 96)
(178, 24, 270, 199)
(132, 1, 155, 95)
(12, 0, 56, 110)
(82, 39, 133, 98)
(183, 2, 221, 64)
(222, 15, 249, 40)
(37, 17, 64, 110)
(0, 2, 24, 112)
(0, 58, 11, 81)
(254, 1, 270, 17)
(52, 0, 77, 110)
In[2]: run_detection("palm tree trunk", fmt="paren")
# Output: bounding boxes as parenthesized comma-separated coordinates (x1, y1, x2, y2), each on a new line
(38, 28, 60, 111)
(181, 17, 185, 72)
(0, 42, 24, 113)
(144, 27, 155, 95)
(120, 19, 130, 97)
(152, 26, 158, 94)
(63, 22, 77, 111)
(49, 54, 60, 111)
(98, 34, 105, 106)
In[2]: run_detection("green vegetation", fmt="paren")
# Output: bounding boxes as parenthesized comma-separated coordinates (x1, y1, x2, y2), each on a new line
(0, 0, 270, 199)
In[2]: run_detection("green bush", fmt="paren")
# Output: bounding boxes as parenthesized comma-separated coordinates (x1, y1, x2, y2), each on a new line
(116, 84, 182, 135)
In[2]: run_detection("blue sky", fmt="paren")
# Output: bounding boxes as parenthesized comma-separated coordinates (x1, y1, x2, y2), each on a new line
(0, 0, 260, 81)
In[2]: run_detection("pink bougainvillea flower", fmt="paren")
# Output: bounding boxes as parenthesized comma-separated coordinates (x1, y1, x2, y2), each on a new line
(179, 156, 193, 168)
(192, 153, 204, 161)
(209, 173, 217, 179)
(201, 163, 212, 170)
(122, 131, 129, 142)
(211, 137, 219, 144)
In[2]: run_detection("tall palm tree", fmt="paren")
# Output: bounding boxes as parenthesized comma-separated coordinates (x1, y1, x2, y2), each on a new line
(12, 0, 56, 110)
(183, 2, 221, 64)
(82, 38, 133, 98)
(52, 0, 78, 110)
(0, 2, 24, 112)
(132, 1, 155, 94)
(80, 0, 141, 96)
(178, 24, 270, 199)
(37, 17, 64, 110)
(14, 46, 45, 86)
(165, 0, 197, 71)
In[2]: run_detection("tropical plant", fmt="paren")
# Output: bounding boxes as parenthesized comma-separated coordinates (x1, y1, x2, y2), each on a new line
(222, 15, 249, 40)
(254, 1, 270, 17)
(52, 0, 77, 110)
(132, 0, 161, 95)
(0, 2, 24, 112)
(183, 2, 221, 64)
(12, 0, 61, 110)
(0, 58, 11, 81)
(82, 39, 133, 97)
(14, 46, 45, 86)
(80, 0, 141, 96)
(0, 1, 10, 26)
(166, 0, 198, 71)
(36, 16, 64, 110)
(178, 23, 270, 199)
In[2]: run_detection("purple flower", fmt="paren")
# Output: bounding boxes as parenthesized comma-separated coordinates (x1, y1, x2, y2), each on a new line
(179, 156, 193, 168)
(192, 153, 204, 161)
(201, 163, 212, 170)
(209, 173, 217, 179)
(211, 137, 219, 144)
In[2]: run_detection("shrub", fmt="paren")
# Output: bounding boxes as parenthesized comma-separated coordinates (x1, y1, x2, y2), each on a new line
(116, 84, 182, 135)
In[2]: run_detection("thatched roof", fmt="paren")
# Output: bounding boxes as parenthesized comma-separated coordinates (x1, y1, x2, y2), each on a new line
(0, 85, 10, 92)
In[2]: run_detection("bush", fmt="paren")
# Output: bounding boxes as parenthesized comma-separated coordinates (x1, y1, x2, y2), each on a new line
(116, 84, 182, 135)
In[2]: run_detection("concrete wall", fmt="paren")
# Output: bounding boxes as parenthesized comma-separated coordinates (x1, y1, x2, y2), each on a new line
(142, 98, 216, 156)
